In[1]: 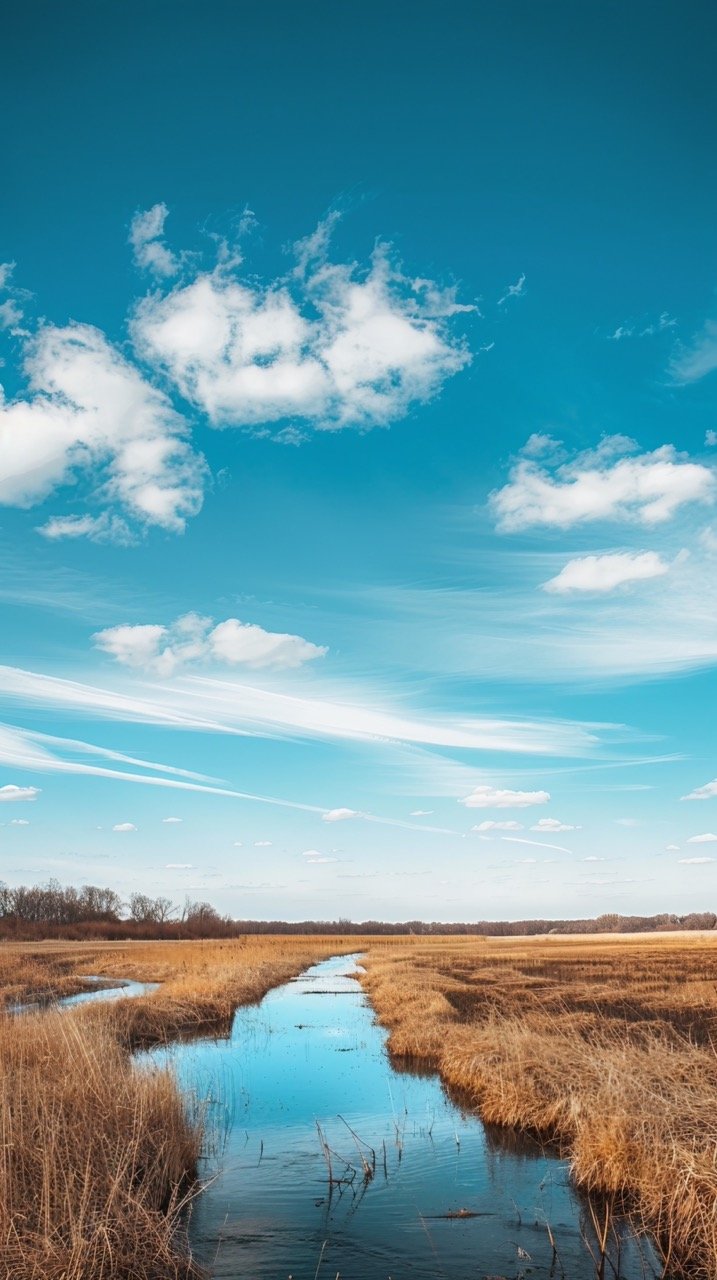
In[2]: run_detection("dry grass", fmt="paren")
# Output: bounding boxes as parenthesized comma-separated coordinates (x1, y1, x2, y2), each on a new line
(0, 935, 351, 1279)
(359, 932, 717, 1279)
(0, 946, 99, 1009)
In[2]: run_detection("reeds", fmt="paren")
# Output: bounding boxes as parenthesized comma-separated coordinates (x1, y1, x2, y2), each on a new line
(359, 933, 717, 1279)
(0, 935, 350, 1278)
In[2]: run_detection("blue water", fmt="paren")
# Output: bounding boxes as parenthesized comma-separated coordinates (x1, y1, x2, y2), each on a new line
(10, 975, 159, 1014)
(145, 955, 660, 1280)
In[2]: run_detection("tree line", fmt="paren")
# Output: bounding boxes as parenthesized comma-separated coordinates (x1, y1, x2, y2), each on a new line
(0, 878, 230, 938)
(0, 879, 715, 939)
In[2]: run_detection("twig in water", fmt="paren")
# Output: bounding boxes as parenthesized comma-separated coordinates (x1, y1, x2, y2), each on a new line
(313, 1239, 328, 1280)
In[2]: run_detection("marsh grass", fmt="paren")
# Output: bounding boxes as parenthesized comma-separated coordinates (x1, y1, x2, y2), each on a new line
(360, 933, 717, 1279)
(0, 935, 350, 1278)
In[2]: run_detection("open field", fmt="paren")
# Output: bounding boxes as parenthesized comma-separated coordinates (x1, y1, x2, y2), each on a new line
(0, 936, 353, 1280)
(360, 931, 717, 1280)
(5, 930, 717, 1279)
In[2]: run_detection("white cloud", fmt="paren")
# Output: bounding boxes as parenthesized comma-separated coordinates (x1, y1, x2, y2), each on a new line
(687, 833, 717, 844)
(610, 313, 676, 341)
(409, 809, 434, 816)
(301, 849, 322, 857)
(502, 835, 573, 854)
(254, 840, 272, 847)
(472, 819, 524, 831)
(682, 779, 717, 801)
(0, 784, 40, 802)
(112, 822, 136, 832)
(0, 263, 15, 290)
(530, 817, 580, 832)
(0, 323, 205, 537)
(232, 841, 243, 847)
(670, 320, 717, 384)
(543, 551, 669, 595)
(39, 513, 135, 545)
(131, 219, 471, 433)
(165, 862, 193, 869)
(322, 807, 361, 822)
(129, 203, 180, 278)
(491, 437, 715, 532)
(666, 844, 680, 851)
(93, 612, 327, 676)
(678, 856, 715, 865)
(707, 430, 717, 447)
(0, 661, 599, 757)
(9, 818, 30, 825)
(615, 817, 640, 827)
(0, 299, 23, 331)
(162, 816, 183, 823)
(460, 785, 550, 809)
(497, 274, 525, 306)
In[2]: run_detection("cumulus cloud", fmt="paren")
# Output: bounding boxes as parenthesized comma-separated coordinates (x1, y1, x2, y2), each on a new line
(129, 203, 181, 278)
(491, 437, 715, 532)
(682, 778, 717, 801)
(530, 817, 580, 832)
(687, 832, 717, 843)
(130, 218, 472, 433)
(666, 844, 680, 851)
(410, 809, 434, 816)
(254, 840, 272, 847)
(162, 816, 183, 823)
(0, 323, 205, 538)
(94, 611, 327, 676)
(472, 819, 524, 831)
(322, 807, 361, 822)
(460, 785, 550, 809)
(112, 822, 136, 832)
(0, 784, 40, 802)
(9, 818, 29, 825)
(678, 856, 715, 865)
(543, 551, 669, 595)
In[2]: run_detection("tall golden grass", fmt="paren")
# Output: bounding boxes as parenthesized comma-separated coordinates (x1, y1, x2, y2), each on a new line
(360, 932, 717, 1279)
(0, 936, 349, 1279)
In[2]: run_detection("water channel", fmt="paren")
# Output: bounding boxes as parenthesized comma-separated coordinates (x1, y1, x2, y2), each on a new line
(143, 954, 660, 1280)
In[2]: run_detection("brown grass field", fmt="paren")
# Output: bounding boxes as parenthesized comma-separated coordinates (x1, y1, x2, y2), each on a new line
(4, 930, 717, 1279)
(360, 931, 717, 1280)
(0, 936, 351, 1280)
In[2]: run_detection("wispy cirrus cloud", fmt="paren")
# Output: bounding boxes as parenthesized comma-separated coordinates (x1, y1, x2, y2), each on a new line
(669, 320, 717, 384)
(0, 663, 599, 756)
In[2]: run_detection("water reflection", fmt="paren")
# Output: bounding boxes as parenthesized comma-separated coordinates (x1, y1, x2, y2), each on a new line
(145, 955, 660, 1280)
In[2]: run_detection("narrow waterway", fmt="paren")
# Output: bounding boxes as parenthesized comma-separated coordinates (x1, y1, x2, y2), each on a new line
(10, 974, 158, 1014)
(146, 955, 660, 1280)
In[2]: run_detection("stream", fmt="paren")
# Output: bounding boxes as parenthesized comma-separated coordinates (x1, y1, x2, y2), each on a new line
(143, 954, 660, 1280)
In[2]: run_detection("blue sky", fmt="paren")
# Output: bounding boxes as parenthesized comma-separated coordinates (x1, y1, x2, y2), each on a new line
(2, 0, 717, 921)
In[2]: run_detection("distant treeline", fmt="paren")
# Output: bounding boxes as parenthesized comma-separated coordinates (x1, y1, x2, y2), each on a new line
(0, 879, 715, 940)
